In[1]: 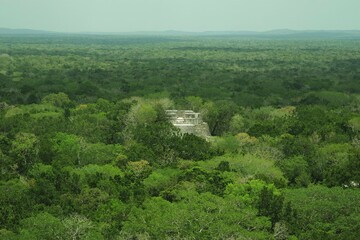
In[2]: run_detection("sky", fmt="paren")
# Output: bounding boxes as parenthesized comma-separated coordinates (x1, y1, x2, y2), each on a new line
(1, 0, 360, 33)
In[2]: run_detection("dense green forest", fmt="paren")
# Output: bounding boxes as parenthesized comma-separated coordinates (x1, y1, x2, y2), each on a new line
(0, 34, 359, 239)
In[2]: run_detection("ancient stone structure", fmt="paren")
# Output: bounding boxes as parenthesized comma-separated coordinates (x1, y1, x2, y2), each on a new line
(165, 110, 211, 138)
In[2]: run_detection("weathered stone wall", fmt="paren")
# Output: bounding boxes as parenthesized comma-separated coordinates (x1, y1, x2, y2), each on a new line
(166, 109, 211, 139)
(175, 122, 211, 138)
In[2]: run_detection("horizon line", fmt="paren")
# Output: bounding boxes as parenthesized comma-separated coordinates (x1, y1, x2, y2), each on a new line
(1, 27, 360, 35)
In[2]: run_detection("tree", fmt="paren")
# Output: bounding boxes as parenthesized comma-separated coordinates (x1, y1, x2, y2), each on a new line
(202, 100, 238, 136)
(348, 116, 360, 132)
(257, 186, 285, 229)
(10, 132, 39, 174)
(126, 102, 157, 128)
(185, 96, 203, 112)
(0, 149, 17, 180)
(285, 185, 360, 239)
(18, 212, 65, 240)
(80, 143, 123, 165)
(277, 156, 310, 186)
(127, 160, 152, 179)
(63, 214, 103, 240)
(176, 133, 213, 160)
(73, 188, 109, 218)
(28, 163, 57, 205)
(213, 135, 240, 154)
(0, 229, 16, 240)
(51, 133, 86, 167)
(229, 113, 246, 134)
(216, 161, 231, 172)
(41, 92, 71, 108)
(0, 179, 33, 230)
(274, 222, 289, 240)
(312, 143, 353, 186)
(121, 193, 272, 239)
(143, 168, 181, 196)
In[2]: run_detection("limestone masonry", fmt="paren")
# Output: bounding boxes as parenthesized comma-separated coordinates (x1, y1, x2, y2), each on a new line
(165, 110, 211, 138)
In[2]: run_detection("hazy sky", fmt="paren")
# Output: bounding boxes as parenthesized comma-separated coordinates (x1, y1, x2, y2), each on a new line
(1, 0, 360, 32)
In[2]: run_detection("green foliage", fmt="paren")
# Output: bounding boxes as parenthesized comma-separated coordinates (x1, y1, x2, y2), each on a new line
(124, 142, 156, 163)
(313, 143, 353, 186)
(0, 179, 33, 230)
(184, 96, 203, 112)
(73, 188, 110, 218)
(62, 214, 103, 240)
(175, 133, 214, 160)
(41, 92, 71, 107)
(216, 160, 231, 172)
(199, 154, 286, 186)
(81, 143, 123, 165)
(123, 101, 214, 165)
(143, 168, 181, 195)
(94, 199, 129, 237)
(348, 116, 360, 132)
(68, 106, 113, 143)
(177, 166, 233, 196)
(225, 179, 280, 205)
(18, 212, 65, 240)
(225, 180, 295, 230)
(0, 148, 17, 180)
(121, 193, 272, 239)
(0, 35, 359, 239)
(10, 132, 39, 174)
(202, 100, 238, 135)
(212, 135, 240, 154)
(28, 164, 57, 205)
(51, 132, 85, 167)
(229, 113, 246, 134)
(127, 160, 152, 180)
(0, 229, 16, 240)
(279, 134, 315, 158)
(285, 185, 360, 239)
(290, 105, 350, 140)
(70, 164, 124, 187)
(277, 156, 310, 186)
(126, 102, 158, 126)
(5, 104, 64, 119)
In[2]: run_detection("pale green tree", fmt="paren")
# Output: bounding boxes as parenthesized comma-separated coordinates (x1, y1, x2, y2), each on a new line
(41, 92, 71, 107)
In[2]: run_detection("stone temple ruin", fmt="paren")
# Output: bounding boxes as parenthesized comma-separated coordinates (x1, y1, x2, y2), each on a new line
(165, 110, 211, 138)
